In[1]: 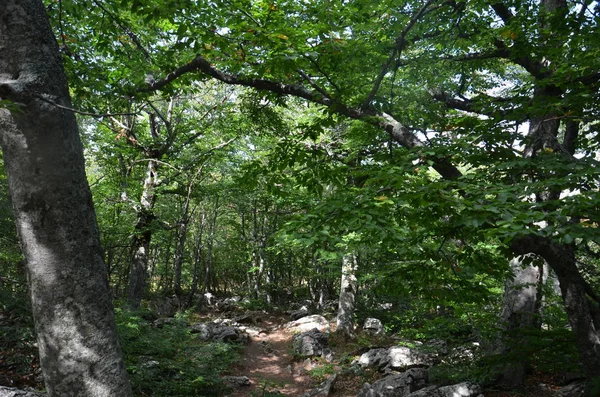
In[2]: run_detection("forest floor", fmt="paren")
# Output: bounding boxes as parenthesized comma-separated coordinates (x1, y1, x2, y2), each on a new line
(223, 314, 570, 397)
(225, 314, 362, 397)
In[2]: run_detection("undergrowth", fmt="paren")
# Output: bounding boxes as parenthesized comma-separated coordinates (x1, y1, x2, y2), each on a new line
(115, 308, 241, 397)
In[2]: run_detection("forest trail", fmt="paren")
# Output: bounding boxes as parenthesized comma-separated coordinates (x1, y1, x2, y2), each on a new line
(226, 315, 314, 397)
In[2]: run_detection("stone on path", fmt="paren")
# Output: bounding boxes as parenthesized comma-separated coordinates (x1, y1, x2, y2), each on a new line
(285, 314, 330, 332)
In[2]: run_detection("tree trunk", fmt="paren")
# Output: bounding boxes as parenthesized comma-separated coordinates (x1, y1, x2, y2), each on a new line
(186, 211, 206, 308)
(497, 254, 546, 388)
(204, 196, 219, 292)
(336, 254, 358, 338)
(0, 1, 132, 395)
(173, 198, 191, 298)
(512, 237, 600, 395)
(127, 158, 157, 309)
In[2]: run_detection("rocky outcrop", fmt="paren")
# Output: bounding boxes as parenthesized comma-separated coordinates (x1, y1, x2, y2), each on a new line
(293, 328, 331, 359)
(406, 382, 482, 397)
(356, 346, 436, 372)
(357, 368, 429, 397)
(0, 387, 45, 397)
(190, 321, 250, 344)
(285, 315, 330, 333)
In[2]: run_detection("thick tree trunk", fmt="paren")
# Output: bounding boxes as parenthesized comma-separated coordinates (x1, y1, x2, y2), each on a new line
(336, 254, 358, 338)
(0, 1, 132, 395)
(513, 237, 600, 395)
(497, 254, 546, 388)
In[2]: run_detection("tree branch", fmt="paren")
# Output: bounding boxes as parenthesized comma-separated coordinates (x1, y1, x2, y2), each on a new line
(362, 0, 436, 108)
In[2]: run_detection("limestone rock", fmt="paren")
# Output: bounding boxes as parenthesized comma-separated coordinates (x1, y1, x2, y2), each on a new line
(364, 318, 385, 335)
(406, 382, 482, 397)
(293, 328, 329, 357)
(286, 314, 330, 332)
(0, 387, 45, 397)
(222, 376, 251, 387)
(357, 346, 434, 372)
(357, 368, 428, 397)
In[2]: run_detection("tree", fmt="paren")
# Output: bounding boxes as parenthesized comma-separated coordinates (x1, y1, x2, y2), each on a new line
(46, 0, 600, 392)
(0, 1, 132, 395)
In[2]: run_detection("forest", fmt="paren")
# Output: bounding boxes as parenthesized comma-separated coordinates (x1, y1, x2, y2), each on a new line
(0, 0, 599, 396)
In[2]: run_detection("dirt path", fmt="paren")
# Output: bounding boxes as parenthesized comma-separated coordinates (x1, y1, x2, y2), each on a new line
(226, 317, 315, 397)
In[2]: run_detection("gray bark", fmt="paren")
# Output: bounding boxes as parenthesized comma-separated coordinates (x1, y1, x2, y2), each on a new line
(497, 254, 546, 388)
(512, 237, 600, 396)
(0, 1, 132, 395)
(336, 253, 357, 338)
(127, 158, 157, 308)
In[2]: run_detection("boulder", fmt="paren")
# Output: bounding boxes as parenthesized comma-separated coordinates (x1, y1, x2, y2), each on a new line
(286, 315, 330, 332)
(357, 368, 428, 397)
(406, 382, 482, 397)
(293, 328, 330, 357)
(364, 318, 385, 335)
(357, 346, 434, 372)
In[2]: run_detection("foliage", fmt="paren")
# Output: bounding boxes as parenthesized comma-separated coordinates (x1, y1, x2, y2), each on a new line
(115, 308, 239, 396)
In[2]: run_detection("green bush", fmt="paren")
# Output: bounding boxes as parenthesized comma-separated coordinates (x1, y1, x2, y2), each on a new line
(115, 308, 240, 396)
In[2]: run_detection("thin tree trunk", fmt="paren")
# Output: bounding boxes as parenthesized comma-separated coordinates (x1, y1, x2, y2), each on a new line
(173, 198, 191, 298)
(0, 1, 132, 395)
(187, 211, 206, 308)
(336, 254, 358, 338)
(204, 197, 219, 292)
(127, 157, 158, 308)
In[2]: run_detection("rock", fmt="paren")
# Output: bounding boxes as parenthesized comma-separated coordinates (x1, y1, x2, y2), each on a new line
(286, 315, 330, 332)
(190, 323, 212, 340)
(222, 376, 251, 387)
(235, 311, 262, 324)
(356, 346, 434, 372)
(356, 348, 390, 369)
(406, 382, 482, 397)
(140, 359, 160, 369)
(202, 292, 215, 306)
(190, 322, 250, 344)
(558, 381, 585, 397)
(149, 296, 179, 317)
(301, 373, 338, 397)
(0, 387, 45, 397)
(293, 328, 329, 357)
(426, 339, 448, 356)
(364, 318, 385, 335)
(303, 357, 315, 370)
(290, 306, 310, 321)
(387, 347, 436, 369)
(357, 368, 428, 397)
(258, 340, 274, 355)
(444, 342, 480, 363)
